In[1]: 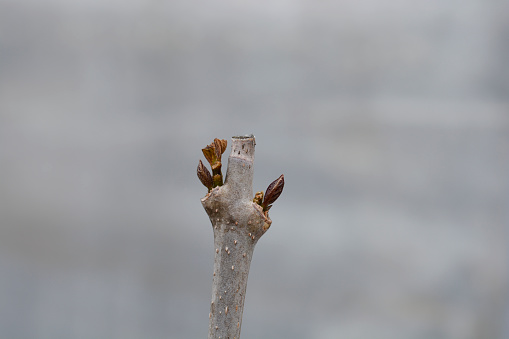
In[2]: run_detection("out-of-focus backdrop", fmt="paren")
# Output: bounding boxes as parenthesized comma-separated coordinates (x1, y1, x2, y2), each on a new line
(1, 0, 508, 338)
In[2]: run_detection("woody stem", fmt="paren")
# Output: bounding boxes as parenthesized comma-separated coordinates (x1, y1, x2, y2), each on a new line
(201, 135, 271, 339)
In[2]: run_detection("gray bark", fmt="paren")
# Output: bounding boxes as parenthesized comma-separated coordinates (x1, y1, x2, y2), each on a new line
(201, 135, 271, 339)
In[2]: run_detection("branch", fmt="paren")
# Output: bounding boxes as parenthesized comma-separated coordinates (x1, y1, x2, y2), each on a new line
(198, 135, 284, 339)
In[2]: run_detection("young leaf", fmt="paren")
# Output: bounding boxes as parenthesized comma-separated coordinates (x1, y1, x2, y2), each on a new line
(202, 144, 216, 166)
(218, 139, 227, 154)
(213, 138, 228, 160)
(212, 140, 219, 160)
(253, 191, 264, 206)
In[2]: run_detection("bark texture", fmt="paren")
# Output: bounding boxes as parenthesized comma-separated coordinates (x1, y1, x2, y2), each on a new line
(201, 135, 272, 339)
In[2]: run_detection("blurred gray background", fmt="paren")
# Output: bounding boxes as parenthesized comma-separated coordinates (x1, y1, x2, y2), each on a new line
(1, 0, 508, 338)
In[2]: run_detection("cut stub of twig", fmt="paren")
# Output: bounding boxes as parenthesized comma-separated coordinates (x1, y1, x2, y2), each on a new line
(261, 174, 284, 211)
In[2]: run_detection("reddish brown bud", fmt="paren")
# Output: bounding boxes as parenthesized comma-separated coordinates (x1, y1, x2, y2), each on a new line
(197, 160, 213, 191)
(262, 174, 284, 211)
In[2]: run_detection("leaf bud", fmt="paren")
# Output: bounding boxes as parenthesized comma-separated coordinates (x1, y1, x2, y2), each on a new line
(197, 160, 213, 191)
(262, 174, 284, 211)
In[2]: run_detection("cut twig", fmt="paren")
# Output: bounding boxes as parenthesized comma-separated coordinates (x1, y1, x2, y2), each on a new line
(198, 135, 284, 339)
